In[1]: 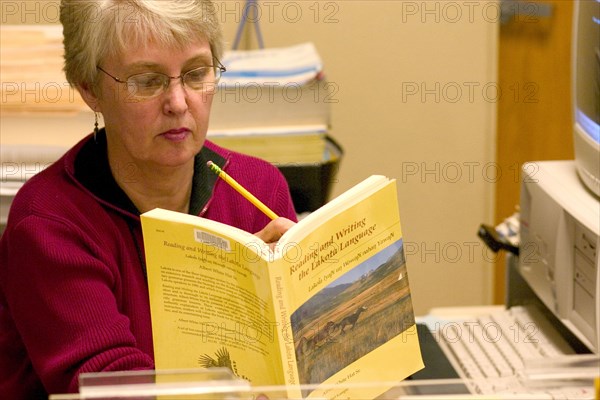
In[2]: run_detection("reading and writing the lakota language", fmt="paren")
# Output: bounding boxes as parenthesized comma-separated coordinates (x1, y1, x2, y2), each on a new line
(141, 175, 423, 399)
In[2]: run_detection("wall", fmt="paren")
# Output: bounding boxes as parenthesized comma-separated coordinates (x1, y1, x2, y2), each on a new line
(220, 1, 499, 314)
(1, 0, 498, 315)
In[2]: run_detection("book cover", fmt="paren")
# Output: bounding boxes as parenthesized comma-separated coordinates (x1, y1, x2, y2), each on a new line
(141, 175, 423, 398)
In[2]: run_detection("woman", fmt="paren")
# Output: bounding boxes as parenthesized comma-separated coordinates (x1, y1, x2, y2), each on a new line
(0, 1, 296, 397)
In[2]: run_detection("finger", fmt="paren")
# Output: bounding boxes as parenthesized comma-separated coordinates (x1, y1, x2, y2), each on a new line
(254, 217, 295, 244)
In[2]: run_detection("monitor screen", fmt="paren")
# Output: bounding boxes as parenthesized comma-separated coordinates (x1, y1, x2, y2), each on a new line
(572, 0, 600, 197)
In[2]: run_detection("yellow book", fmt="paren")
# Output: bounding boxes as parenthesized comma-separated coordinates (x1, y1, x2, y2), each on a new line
(208, 131, 331, 164)
(140, 175, 423, 399)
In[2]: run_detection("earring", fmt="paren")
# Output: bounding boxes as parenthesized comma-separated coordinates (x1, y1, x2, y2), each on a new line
(93, 112, 99, 142)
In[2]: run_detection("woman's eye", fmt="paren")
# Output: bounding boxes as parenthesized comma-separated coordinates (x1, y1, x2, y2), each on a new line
(134, 74, 164, 88)
(186, 68, 209, 82)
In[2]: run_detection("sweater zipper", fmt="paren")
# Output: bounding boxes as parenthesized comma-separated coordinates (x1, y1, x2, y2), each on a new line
(127, 221, 147, 281)
(198, 157, 230, 217)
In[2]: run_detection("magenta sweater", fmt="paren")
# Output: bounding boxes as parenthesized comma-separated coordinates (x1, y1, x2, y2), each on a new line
(0, 133, 297, 398)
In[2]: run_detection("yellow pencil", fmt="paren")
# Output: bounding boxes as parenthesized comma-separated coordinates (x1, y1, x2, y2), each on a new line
(207, 161, 279, 220)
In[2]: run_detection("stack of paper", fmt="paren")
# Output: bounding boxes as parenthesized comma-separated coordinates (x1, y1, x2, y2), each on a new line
(209, 128, 329, 164)
(0, 25, 88, 114)
(219, 42, 323, 86)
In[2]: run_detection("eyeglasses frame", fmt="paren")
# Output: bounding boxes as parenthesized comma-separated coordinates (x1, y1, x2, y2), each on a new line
(96, 59, 226, 99)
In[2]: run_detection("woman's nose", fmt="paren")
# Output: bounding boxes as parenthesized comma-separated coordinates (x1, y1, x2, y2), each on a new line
(162, 78, 189, 115)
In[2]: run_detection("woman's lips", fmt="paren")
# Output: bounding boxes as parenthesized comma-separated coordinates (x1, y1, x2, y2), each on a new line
(161, 128, 190, 141)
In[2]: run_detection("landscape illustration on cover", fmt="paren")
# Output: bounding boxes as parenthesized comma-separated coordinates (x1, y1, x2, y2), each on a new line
(291, 239, 415, 386)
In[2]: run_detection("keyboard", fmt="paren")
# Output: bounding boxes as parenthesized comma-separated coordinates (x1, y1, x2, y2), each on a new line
(436, 306, 596, 398)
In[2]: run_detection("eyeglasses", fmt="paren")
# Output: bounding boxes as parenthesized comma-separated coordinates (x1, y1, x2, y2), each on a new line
(96, 61, 226, 100)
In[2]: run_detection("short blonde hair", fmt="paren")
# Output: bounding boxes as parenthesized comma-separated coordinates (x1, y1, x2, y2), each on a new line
(61, 0, 224, 88)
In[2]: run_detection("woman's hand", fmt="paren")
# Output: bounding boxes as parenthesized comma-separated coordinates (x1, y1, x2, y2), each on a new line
(254, 217, 295, 247)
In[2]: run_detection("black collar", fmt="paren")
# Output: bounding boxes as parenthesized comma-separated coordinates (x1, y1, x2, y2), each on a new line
(74, 129, 225, 216)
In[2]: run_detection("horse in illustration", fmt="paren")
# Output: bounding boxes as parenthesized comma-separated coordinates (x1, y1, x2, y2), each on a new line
(336, 305, 368, 334)
(295, 320, 337, 358)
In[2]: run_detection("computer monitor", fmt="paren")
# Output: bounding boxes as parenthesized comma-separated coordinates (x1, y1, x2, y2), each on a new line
(572, 0, 600, 197)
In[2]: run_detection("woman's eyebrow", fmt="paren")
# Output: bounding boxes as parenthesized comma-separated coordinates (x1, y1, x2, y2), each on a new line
(183, 54, 214, 68)
(123, 61, 162, 75)
(122, 54, 214, 75)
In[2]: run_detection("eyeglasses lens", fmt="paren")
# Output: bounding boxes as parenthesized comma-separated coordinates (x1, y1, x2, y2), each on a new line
(126, 67, 220, 98)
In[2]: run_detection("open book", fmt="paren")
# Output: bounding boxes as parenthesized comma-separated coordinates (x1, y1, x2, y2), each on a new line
(140, 175, 423, 399)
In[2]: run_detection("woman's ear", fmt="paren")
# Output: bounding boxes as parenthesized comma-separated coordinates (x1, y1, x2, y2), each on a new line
(77, 82, 101, 112)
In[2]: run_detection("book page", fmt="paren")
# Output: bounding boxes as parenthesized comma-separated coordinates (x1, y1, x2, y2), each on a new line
(141, 209, 285, 386)
(271, 178, 424, 399)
